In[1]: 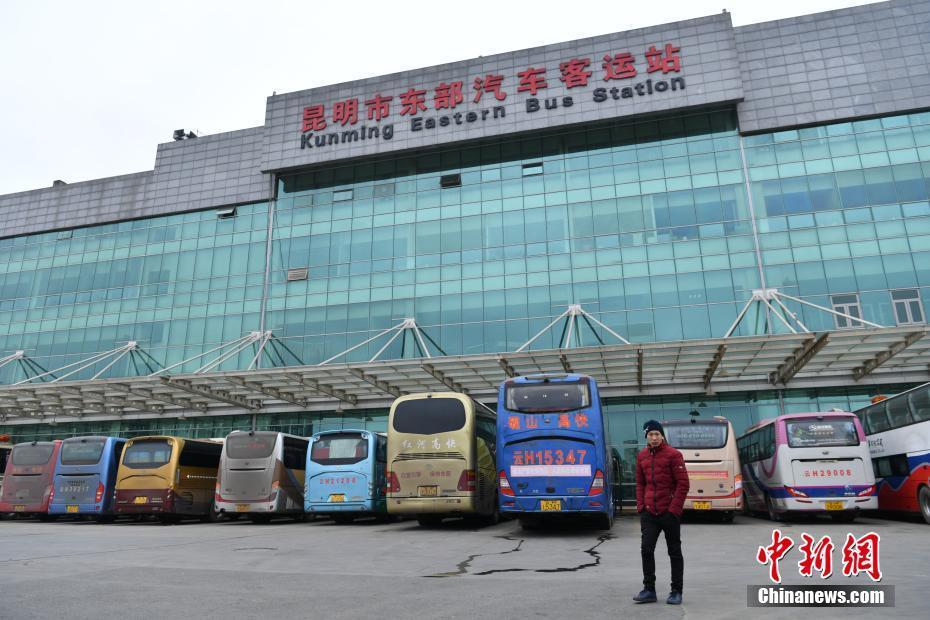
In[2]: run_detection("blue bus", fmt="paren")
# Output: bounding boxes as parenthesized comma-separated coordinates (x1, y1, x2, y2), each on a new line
(305, 429, 388, 523)
(497, 374, 614, 529)
(48, 436, 126, 521)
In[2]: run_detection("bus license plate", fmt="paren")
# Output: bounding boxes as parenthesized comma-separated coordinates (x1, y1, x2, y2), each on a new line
(692, 501, 711, 510)
(236, 504, 250, 512)
(133, 496, 147, 504)
(824, 501, 844, 511)
(540, 500, 561, 511)
(14, 505, 25, 512)
(66, 505, 80, 513)
(418, 486, 438, 497)
(329, 494, 345, 503)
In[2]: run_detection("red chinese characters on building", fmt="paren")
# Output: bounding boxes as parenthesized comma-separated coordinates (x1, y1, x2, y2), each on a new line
(434, 81, 464, 109)
(798, 534, 835, 579)
(473, 74, 507, 103)
(364, 94, 392, 121)
(756, 529, 795, 584)
(399, 88, 428, 116)
(302, 104, 327, 132)
(842, 532, 882, 581)
(559, 58, 592, 88)
(517, 67, 548, 95)
(646, 43, 682, 74)
(602, 53, 637, 80)
(332, 98, 359, 126)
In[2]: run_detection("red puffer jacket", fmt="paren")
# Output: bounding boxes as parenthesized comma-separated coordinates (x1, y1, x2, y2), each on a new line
(636, 441, 689, 517)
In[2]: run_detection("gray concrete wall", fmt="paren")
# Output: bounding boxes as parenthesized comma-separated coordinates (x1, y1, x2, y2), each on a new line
(735, 0, 930, 133)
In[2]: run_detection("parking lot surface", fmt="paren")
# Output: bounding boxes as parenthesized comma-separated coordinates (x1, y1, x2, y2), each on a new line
(0, 512, 926, 619)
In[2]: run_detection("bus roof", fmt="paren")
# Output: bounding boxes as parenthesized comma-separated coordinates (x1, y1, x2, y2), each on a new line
(506, 373, 590, 384)
(852, 381, 930, 412)
(740, 411, 856, 436)
(312, 429, 383, 439)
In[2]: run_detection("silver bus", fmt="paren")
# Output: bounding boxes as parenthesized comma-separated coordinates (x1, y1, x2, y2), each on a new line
(215, 431, 309, 523)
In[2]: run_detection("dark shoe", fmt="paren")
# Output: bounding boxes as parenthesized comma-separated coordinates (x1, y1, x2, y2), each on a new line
(667, 591, 682, 605)
(633, 589, 657, 603)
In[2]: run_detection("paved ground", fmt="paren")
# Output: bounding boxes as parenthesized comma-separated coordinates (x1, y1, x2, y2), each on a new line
(0, 510, 926, 619)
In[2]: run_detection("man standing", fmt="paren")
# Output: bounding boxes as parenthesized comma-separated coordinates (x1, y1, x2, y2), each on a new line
(633, 420, 689, 605)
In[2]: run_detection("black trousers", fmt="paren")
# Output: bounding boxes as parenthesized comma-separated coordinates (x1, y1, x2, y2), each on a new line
(640, 511, 683, 593)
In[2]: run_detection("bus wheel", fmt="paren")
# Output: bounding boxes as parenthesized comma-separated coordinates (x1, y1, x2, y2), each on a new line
(417, 515, 443, 527)
(765, 496, 782, 522)
(721, 511, 735, 523)
(917, 486, 930, 525)
(596, 512, 614, 530)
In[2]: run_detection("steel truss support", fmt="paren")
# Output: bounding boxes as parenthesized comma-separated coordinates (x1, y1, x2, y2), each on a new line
(516, 304, 630, 353)
(497, 357, 518, 378)
(703, 344, 727, 392)
(159, 376, 260, 410)
(225, 376, 307, 407)
(770, 333, 830, 385)
(15, 342, 143, 385)
(319, 319, 443, 365)
(725, 288, 883, 338)
(109, 384, 208, 412)
(283, 373, 358, 405)
(853, 331, 925, 381)
(348, 368, 404, 398)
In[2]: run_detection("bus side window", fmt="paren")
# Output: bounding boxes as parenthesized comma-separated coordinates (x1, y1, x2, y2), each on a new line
(283, 437, 308, 470)
(886, 399, 913, 430)
(867, 407, 891, 434)
(179, 442, 222, 468)
(890, 454, 910, 477)
(873, 457, 890, 478)
(908, 390, 930, 422)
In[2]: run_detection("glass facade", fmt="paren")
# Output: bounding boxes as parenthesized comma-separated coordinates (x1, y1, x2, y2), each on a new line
(2, 106, 930, 462)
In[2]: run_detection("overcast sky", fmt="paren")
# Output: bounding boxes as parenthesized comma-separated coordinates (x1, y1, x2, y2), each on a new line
(0, 0, 879, 196)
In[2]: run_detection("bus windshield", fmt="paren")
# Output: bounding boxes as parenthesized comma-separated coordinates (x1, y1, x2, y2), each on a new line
(12, 444, 54, 466)
(226, 433, 276, 460)
(123, 440, 172, 469)
(505, 382, 590, 413)
(311, 433, 368, 466)
(393, 398, 466, 434)
(61, 438, 106, 465)
(665, 423, 728, 449)
(787, 418, 859, 448)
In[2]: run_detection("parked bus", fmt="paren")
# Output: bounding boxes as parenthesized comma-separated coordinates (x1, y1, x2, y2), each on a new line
(0, 435, 12, 497)
(855, 383, 930, 524)
(386, 392, 497, 526)
(48, 436, 126, 521)
(305, 429, 387, 523)
(737, 412, 876, 522)
(497, 374, 614, 529)
(215, 431, 309, 523)
(663, 415, 741, 522)
(115, 436, 222, 522)
(0, 440, 62, 518)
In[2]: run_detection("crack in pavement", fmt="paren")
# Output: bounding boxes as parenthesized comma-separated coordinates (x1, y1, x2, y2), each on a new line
(425, 532, 614, 577)
(424, 536, 525, 578)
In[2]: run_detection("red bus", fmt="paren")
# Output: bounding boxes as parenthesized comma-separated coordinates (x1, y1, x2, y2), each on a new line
(0, 440, 62, 518)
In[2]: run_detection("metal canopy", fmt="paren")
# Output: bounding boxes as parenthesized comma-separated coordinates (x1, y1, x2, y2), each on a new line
(2, 325, 930, 425)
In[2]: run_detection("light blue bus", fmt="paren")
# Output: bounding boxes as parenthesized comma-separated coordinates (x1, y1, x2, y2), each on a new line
(305, 430, 387, 523)
(48, 436, 126, 521)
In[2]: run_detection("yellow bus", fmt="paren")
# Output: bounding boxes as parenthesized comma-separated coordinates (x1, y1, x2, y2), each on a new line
(114, 436, 222, 523)
(663, 416, 742, 522)
(386, 392, 497, 526)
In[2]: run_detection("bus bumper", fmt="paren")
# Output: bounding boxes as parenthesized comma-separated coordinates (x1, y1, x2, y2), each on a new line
(500, 496, 607, 513)
(48, 501, 107, 515)
(388, 496, 475, 514)
(684, 496, 742, 511)
(306, 500, 376, 513)
(773, 496, 878, 512)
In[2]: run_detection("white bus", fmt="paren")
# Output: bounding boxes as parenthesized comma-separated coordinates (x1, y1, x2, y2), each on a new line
(737, 412, 877, 522)
(855, 383, 930, 525)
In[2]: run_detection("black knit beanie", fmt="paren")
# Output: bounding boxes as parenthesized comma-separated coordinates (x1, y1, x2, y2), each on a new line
(642, 419, 665, 437)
